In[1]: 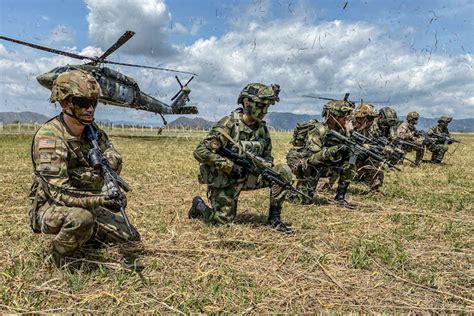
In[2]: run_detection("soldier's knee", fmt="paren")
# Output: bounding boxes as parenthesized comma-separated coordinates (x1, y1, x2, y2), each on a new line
(272, 163, 293, 182)
(213, 206, 236, 224)
(67, 208, 95, 231)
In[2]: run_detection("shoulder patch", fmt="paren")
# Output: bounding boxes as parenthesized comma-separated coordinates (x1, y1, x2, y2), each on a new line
(38, 138, 56, 149)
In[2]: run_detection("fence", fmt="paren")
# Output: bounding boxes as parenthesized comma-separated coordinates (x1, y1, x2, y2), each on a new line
(0, 122, 293, 135)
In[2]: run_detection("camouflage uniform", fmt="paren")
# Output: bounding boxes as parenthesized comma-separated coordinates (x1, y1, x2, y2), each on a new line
(29, 70, 139, 262)
(370, 107, 400, 140)
(351, 104, 385, 191)
(189, 83, 293, 233)
(397, 111, 425, 164)
(426, 116, 452, 163)
(286, 100, 354, 204)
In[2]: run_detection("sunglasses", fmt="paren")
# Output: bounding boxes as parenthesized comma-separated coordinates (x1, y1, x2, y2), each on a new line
(71, 97, 98, 109)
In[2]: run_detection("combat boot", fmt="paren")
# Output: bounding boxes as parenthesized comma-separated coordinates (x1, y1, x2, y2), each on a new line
(188, 196, 212, 220)
(334, 182, 356, 209)
(268, 205, 294, 234)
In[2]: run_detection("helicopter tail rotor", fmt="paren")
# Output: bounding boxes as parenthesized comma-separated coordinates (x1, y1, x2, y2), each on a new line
(170, 76, 197, 114)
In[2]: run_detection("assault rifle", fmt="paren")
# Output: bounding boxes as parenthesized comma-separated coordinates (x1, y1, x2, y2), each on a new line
(350, 131, 416, 165)
(430, 132, 461, 145)
(216, 146, 313, 201)
(85, 125, 137, 239)
(326, 130, 401, 171)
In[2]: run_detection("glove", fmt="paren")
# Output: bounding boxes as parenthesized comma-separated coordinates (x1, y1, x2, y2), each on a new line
(383, 145, 394, 156)
(229, 164, 247, 179)
(323, 144, 346, 161)
(103, 195, 127, 213)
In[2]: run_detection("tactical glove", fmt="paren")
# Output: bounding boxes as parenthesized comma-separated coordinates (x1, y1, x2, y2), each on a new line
(103, 195, 127, 213)
(229, 164, 248, 179)
(323, 144, 347, 161)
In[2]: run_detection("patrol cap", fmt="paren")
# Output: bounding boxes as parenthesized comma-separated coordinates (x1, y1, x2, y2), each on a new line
(50, 69, 101, 103)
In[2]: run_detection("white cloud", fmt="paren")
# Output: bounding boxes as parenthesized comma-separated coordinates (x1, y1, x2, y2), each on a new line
(86, 0, 174, 57)
(45, 25, 75, 45)
(1, 2, 473, 122)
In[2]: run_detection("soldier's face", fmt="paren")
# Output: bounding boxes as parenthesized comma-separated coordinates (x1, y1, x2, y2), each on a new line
(64, 97, 97, 124)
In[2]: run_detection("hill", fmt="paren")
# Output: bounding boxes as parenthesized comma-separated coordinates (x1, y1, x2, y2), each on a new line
(0, 111, 49, 124)
(168, 117, 214, 129)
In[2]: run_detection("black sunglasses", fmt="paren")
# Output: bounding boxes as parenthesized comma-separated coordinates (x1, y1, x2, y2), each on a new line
(71, 97, 98, 109)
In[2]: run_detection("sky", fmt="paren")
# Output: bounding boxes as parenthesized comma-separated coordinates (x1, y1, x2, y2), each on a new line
(0, 0, 473, 124)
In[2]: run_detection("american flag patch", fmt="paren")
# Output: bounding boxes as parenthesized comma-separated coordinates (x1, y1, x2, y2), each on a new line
(38, 138, 56, 149)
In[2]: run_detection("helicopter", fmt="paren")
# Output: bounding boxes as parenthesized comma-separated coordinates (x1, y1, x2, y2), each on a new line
(0, 31, 198, 124)
(302, 93, 390, 108)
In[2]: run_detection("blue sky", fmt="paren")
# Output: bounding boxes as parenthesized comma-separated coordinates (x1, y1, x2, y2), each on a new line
(1, 0, 473, 122)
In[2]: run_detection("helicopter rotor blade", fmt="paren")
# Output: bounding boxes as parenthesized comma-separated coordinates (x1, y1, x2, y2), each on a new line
(97, 30, 135, 62)
(302, 95, 337, 101)
(102, 60, 198, 76)
(0, 35, 91, 61)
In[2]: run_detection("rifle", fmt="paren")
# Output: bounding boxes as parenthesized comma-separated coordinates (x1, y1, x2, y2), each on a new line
(216, 146, 313, 201)
(85, 125, 137, 239)
(351, 131, 416, 165)
(326, 130, 401, 171)
(431, 132, 461, 145)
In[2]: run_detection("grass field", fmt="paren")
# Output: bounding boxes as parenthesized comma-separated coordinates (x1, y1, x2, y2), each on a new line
(0, 130, 472, 313)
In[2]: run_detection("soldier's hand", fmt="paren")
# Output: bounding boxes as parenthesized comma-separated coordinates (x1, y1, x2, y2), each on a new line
(229, 164, 247, 179)
(103, 195, 127, 213)
(383, 145, 394, 156)
(323, 144, 347, 161)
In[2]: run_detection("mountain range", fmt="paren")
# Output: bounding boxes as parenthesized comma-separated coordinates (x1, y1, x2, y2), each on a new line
(1, 111, 473, 132)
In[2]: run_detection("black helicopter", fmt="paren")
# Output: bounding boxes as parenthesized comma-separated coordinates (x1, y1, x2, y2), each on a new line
(303, 93, 390, 108)
(1, 31, 198, 124)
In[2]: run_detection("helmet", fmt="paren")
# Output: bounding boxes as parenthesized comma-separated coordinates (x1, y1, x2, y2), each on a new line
(378, 107, 399, 126)
(322, 100, 353, 118)
(438, 116, 452, 124)
(237, 83, 279, 105)
(354, 103, 377, 118)
(406, 111, 419, 123)
(50, 69, 101, 103)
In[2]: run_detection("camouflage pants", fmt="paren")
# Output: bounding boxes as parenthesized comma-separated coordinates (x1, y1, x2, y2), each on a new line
(354, 159, 384, 191)
(36, 202, 139, 255)
(287, 151, 354, 204)
(405, 145, 425, 163)
(426, 143, 448, 163)
(204, 164, 292, 224)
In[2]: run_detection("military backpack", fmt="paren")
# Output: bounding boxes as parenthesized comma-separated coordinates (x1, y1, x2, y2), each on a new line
(290, 119, 319, 147)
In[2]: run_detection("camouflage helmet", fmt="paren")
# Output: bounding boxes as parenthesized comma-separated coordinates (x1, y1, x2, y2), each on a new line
(237, 83, 279, 105)
(50, 69, 101, 103)
(406, 111, 420, 123)
(322, 100, 354, 118)
(378, 107, 399, 125)
(438, 116, 452, 124)
(354, 103, 377, 118)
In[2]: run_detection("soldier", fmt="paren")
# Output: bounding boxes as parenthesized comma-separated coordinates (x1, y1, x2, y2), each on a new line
(426, 116, 453, 163)
(188, 83, 294, 234)
(29, 69, 140, 267)
(286, 101, 355, 207)
(351, 104, 385, 192)
(370, 106, 400, 140)
(396, 111, 425, 165)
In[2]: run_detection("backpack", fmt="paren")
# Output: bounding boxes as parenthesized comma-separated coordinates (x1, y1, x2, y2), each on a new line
(290, 119, 319, 147)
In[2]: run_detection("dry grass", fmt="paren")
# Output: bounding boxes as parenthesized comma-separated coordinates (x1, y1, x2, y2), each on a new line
(0, 130, 472, 313)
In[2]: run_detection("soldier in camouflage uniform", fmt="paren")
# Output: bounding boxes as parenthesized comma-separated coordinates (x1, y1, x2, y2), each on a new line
(426, 116, 453, 163)
(351, 104, 386, 192)
(29, 69, 140, 267)
(396, 111, 425, 165)
(286, 101, 355, 206)
(188, 83, 293, 233)
(370, 107, 400, 140)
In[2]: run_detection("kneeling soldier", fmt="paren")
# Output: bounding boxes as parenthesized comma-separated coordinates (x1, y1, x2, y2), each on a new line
(189, 83, 293, 234)
(29, 69, 140, 267)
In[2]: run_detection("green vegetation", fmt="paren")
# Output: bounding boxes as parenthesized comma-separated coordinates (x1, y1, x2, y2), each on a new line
(0, 131, 472, 313)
